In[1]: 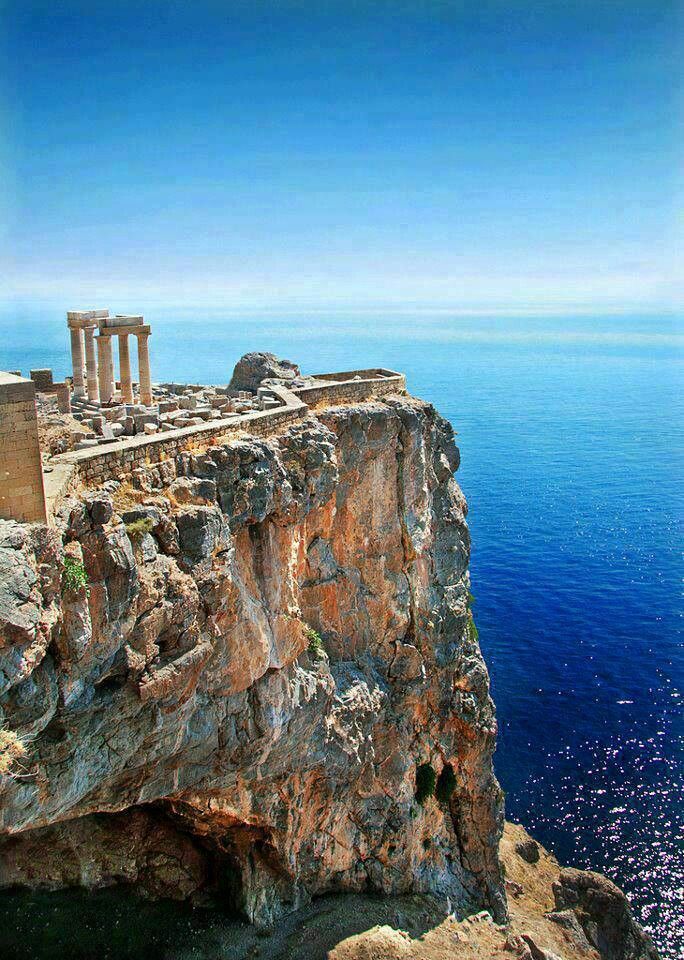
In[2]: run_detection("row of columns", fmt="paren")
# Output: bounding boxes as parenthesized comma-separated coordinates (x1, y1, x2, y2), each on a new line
(67, 311, 153, 406)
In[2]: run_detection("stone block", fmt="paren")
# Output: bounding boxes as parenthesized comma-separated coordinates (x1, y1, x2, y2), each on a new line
(0, 373, 47, 523)
(53, 383, 71, 413)
(134, 414, 158, 431)
(30, 368, 54, 390)
(101, 315, 143, 328)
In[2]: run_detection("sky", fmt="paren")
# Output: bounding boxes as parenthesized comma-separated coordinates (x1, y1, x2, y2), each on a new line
(0, 0, 682, 312)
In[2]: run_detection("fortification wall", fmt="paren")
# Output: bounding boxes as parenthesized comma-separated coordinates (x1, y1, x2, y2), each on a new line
(0, 374, 47, 523)
(44, 371, 407, 514)
(72, 403, 305, 487)
(294, 372, 406, 409)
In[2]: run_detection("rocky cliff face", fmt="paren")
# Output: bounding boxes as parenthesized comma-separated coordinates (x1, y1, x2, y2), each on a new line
(0, 394, 506, 927)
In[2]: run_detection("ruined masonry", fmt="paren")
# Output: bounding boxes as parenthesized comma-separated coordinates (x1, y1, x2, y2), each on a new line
(0, 373, 47, 523)
(67, 309, 153, 406)
(0, 309, 406, 524)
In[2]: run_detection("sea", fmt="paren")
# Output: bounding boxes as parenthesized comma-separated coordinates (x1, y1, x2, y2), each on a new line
(1, 306, 682, 956)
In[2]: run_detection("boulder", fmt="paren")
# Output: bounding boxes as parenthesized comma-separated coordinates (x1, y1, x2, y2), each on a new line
(176, 506, 229, 562)
(516, 837, 540, 864)
(228, 352, 300, 393)
(168, 477, 217, 506)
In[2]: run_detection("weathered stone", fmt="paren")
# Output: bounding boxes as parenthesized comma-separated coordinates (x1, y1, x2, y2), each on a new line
(228, 352, 300, 393)
(551, 869, 659, 960)
(0, 392, 651, 954)
(168, 477, 217, 505)
(176, 505, 229, 562)
(521, 934, 563, 960)
(84, 492, 113, 527)
(516, 837, 540, 864)
(0, 807, 213, 901)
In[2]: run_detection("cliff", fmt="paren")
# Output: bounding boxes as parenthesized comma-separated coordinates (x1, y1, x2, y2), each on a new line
(0, 374, 657, 958)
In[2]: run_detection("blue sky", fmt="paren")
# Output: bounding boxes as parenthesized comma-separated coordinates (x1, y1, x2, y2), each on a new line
(1, 0, 681, 311)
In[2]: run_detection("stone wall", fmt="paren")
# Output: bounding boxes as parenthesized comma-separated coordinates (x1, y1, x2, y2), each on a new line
(72, 404, 306, 488)
(294, 372, 406, 409)
(45, 371, 406, 512)
(0, 373, 47, 523)
(47, 384, 308, 501)
(29, 369, 54, 391)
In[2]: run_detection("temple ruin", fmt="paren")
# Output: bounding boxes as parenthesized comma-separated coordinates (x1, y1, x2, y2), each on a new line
(67, 310, 153, 407)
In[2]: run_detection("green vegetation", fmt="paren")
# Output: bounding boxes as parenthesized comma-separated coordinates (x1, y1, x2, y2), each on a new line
(305, 626, 325, 658)
(415, 762, 436, 805)
(125, 516, 155, 538)
(466, 591, 475, 608)
(435, 763, 457, 804)
(62, 556, 89, 596)
(467, 611, 479, 644)
(0, 725, 27, 778)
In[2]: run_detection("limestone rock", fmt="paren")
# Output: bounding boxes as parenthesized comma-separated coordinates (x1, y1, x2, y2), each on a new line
(4, 391, 656, 960)
(552, 868, 659, 960)
(516, 837, 540, 864)
(228, 351, 300, 393)
(0, 808, 213, 901)
(176, 505, 230, 563)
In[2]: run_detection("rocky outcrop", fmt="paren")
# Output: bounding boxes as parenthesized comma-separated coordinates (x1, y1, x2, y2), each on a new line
(551, 869, 659, 960)
(0, 808, 213, 902)
(0, 394, 505, 927)
(227, 351, 300, 393)
(0, 385, 657, 959)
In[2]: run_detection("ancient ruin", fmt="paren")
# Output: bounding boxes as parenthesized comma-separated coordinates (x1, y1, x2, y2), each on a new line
(0, 373, 47, 524)
(67, 310, 153, 408)
(0, 312, 406, 525)
(0, 320, 659, 960)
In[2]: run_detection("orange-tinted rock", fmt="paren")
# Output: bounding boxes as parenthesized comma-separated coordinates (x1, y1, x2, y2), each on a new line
(0, 396, 506, 926)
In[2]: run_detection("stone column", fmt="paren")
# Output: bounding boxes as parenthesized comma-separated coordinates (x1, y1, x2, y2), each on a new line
(96, 335, 114, 404)
(118, 333, 133, 403)
(107, 339, 116, 399)
(83, 324, 100, 403)
(136, 331, 152, 405)
(69, 326, 86, 397)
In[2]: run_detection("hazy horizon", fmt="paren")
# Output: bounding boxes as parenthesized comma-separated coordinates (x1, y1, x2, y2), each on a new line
(2, 0, 682, 313)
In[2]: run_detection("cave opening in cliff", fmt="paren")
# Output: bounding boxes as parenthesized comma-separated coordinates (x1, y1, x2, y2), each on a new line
(0, 803, 255, 958)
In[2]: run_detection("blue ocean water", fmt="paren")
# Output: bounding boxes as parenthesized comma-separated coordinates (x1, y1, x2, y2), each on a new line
(1, 307, 682, 954)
